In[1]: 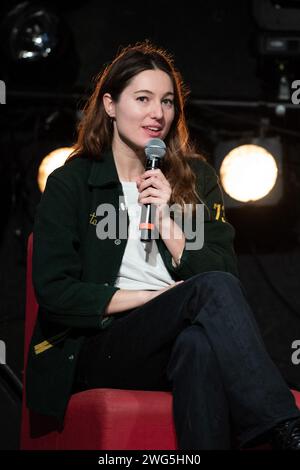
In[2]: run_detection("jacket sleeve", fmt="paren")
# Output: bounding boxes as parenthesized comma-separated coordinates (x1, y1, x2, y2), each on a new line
(32, 173, 119, 329)
(160, 160, 239, 279)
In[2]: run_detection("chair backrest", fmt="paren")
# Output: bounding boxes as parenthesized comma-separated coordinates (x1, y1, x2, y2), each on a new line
(21, 233, 58, 449)
(23, 233, 39, 365)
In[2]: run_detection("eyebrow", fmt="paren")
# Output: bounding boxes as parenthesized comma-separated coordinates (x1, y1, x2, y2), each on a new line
(134, 90, 174, 97)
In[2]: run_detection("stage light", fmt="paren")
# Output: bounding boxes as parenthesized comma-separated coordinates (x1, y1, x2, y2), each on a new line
(37, 147, 74, 193)
(214, 137, 283, 208)
(2, 3, 60, 62)
(219, 144, 278, 203)
(0, 2, 79, 90)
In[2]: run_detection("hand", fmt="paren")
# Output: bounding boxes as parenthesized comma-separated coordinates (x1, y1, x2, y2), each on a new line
(136, 169, 172, 222)
(144, 280, 184, 303)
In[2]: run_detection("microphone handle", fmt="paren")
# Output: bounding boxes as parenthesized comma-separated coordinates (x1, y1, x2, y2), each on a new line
(140, 204, 156, 241)
(145, 155, 161, 170)
(139, 156, 161, 241)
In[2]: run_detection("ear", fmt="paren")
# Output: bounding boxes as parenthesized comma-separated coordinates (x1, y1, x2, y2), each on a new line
(103, 93, 115, 118)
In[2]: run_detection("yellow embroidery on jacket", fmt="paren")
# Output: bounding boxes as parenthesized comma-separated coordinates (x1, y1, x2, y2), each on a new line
(213, 203, 226, 223)
(34, 329, 70, 355)
(89, 211, 97, 226)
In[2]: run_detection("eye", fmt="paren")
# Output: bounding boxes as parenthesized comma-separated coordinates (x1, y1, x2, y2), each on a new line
(136, 96, 149, 102)
(162, 98, 174, 107)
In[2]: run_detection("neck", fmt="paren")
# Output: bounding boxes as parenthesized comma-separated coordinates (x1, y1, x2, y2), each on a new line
(112, 139, 145, 182)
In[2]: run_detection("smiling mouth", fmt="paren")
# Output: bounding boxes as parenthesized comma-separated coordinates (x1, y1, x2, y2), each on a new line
(142, 127, 163, 136)
(143, 126, 162, 131)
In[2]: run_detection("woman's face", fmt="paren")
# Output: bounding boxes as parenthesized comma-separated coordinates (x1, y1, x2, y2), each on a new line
(106, 69, 175, 150)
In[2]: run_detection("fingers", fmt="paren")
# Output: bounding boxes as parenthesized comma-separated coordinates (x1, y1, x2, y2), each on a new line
(151, 281, 184, 301)
(138, 169, 170, 189)
(168, 280, 184, 289)
(137, 176, 162, 192)
(138, 186, 160, 198)
(143, 169, 162, 178)
(137, 177, 172, 205)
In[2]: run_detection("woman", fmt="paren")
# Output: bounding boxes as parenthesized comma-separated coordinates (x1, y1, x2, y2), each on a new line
(26, 41, 300, 449)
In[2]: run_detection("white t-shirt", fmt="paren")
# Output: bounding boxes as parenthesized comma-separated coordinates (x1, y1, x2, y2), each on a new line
(114, 181, 175, 290)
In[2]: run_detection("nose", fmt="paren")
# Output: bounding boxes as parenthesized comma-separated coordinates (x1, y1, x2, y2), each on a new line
(149, 100, 164, 120)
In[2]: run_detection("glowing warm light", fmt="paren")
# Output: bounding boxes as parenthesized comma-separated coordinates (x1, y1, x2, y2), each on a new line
(220, 144, 278, 202)
(38, 147, 74, 192)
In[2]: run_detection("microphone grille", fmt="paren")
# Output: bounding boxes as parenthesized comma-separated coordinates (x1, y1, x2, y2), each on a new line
(145, 138, 166, 158)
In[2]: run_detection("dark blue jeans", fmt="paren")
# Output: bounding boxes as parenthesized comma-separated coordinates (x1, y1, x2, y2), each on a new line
(73, 272, 300, 449)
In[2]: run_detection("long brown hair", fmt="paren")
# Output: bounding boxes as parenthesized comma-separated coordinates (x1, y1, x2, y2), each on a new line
(67, 40, 205, 211)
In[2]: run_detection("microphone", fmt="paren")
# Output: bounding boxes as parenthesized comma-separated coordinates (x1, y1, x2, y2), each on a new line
(139, 138, 166, 241)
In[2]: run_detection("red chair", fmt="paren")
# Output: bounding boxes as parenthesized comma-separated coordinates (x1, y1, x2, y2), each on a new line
(20, 233, 177, 450)
(20, 233, 300, 449)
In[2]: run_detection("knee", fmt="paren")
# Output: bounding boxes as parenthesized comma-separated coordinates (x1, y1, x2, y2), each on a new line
(173, 325, 212, 357)
(191, 271, 242, 296)
(196, 270, 239, 285)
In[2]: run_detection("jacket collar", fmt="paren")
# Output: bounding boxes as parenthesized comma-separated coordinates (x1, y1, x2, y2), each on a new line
(88, 149, 120, 187)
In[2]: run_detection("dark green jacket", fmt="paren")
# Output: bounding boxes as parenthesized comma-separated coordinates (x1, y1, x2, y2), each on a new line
(26, 149, 238, 421)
